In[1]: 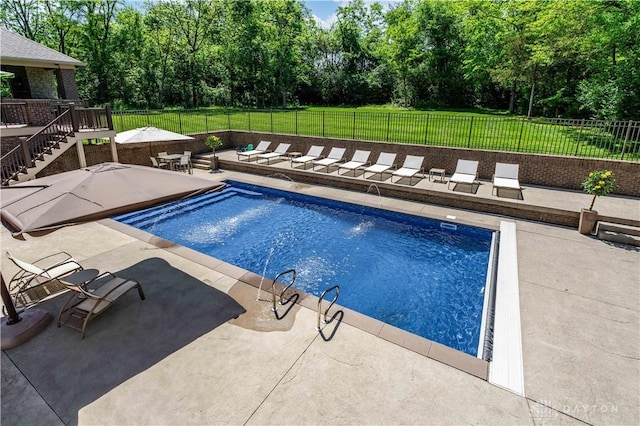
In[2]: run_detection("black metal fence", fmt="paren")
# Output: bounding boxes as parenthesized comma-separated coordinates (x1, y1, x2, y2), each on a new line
(111, 109, 640, 161)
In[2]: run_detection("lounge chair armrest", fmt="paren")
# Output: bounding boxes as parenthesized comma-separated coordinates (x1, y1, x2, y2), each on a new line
(83, 272, 117, 289)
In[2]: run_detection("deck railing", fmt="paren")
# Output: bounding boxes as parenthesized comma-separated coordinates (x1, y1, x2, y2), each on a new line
(1, 103, 113, 185)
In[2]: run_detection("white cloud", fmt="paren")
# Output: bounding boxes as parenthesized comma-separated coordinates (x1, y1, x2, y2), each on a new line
(313, 13, 338, 30)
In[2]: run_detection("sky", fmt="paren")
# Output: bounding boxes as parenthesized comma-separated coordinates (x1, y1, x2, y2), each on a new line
(305, 0, 398, 29)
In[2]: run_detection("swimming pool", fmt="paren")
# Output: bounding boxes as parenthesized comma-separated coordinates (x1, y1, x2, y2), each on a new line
(114, 180, 497, 357)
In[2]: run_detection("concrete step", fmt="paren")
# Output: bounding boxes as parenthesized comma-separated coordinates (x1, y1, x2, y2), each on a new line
(596, 221, 640, 247)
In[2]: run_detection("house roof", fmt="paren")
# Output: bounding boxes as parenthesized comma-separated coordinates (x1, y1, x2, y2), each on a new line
(0, 27, 84, 68)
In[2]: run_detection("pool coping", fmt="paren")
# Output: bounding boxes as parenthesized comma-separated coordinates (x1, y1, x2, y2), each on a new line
(98, 178, 504, 381)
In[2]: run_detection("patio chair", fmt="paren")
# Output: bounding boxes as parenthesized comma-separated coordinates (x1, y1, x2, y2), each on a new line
(174, 155, 192, 174)
(391, 155, 425, 185)
(5, 251, 83, 311)
(492, 162, 522, 199)
(363, 152, 397, 180)
(57, 271, 146, 339)
(291, 145, 324, 169)
(338, 150, 371, 176)
(238, 141, 271, 161)
(448, 159, 479, 190)
(183, 151, 193, 169)
(257, 143, 291, 165)
(150, 157, 168, 169)
(312, 147, 346, 172)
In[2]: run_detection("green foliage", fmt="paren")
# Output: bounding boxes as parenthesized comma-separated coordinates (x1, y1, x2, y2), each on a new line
(581, 170, 617, 209)
(205, 134, 223, 153)
(1, 0, 638, 120)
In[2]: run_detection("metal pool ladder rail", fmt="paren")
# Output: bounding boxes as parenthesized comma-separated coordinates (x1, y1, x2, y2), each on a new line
(316, 285, 340, 331)
(270, 269, 297, 312)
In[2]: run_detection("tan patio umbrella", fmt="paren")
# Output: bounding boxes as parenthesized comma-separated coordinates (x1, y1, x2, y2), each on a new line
(115, 126, 194, 144)
(0, 162, 225, 236)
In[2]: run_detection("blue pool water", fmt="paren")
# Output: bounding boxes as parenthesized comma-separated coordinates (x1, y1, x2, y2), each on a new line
(114, 180, 494, 356)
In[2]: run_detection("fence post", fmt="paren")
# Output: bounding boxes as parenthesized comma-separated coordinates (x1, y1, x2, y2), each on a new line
(574, 119, 585, 156)
(423, 114, 429, 144)
(178, 110, 183, 133)
(295, 110, 298, 135)
(19, 137, 32, 167)
(386, 113, 391, 142)
(352, 112, 356, 140)
(205, 112, 209, 134)
(322, 111, 325, 137)
(467, 116, 474, 148)
(516, 117, 525, 152)
(248, 111, 251, 132)
(227, 112, 231, 130)
(119, 111, 124, 131)
(146, 109, 151, 126)
(620, 120, 633, 160)
(270, 109, 273, 133)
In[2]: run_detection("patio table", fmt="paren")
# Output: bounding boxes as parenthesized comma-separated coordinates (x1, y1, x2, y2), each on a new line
(157, 153, 183, 171)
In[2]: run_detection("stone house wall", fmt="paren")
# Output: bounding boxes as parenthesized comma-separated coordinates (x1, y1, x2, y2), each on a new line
(25, 68, 57, 99)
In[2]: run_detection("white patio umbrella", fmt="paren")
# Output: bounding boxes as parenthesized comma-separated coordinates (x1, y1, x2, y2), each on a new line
(115, 126, 194, 144)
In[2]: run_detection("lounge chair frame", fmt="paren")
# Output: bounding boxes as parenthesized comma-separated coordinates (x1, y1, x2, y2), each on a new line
(5, 251, 83, 311)
(363, 152, 397, 180)
(237, 141, 271, 161)
(291, 145, 324, 169)
(257, 143, 291, 165)
(57, 271, 146, 339)
(312, 147, 346, 172)
(492, 162, 523, 199)
(338, 150, 371, 176)
(391, 155, 425, 185)
(448, 159, 479, 190)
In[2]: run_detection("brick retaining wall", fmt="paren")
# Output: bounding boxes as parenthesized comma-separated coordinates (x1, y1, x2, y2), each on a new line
(32, 130, 640, 196)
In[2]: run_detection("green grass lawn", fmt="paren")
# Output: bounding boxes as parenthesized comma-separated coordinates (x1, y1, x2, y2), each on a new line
(111, 106, 638, 160)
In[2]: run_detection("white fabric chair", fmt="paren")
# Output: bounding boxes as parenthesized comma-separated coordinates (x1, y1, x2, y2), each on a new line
(448, 159, 479, 190)
(176, 155, 192, 174)
(312, 147, 346, 172)
(338, 150, 371, 176)
(492, 163, 522, 199)
(363, 152, 397, 180)
(291, 145, 324, 169)
(257, 143, 291, 164)
(237, 141, 271, 161)
(150, 157, 168, 169)
(391, 155, 424, 185)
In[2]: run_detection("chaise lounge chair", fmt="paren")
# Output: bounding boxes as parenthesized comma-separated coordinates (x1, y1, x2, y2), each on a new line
(363, 152, 397, 180)
(5, 251, 84, 311)
(391, 155, 425, 185)
(237, 141, 271, 161)
(57, 271, 146, 339)
(492, 162, 522, 199)
(338, 150, 371, 176)
(291, 145, 324, 169)
(448, 159, 479, 190)
(257, 143, 291, 164)
(312, 147, 346, 172)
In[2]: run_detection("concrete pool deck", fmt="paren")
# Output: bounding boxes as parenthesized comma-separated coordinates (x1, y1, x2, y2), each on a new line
(1, 161, 639, 425)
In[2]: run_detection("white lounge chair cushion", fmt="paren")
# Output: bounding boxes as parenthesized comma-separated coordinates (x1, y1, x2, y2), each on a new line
(258, 143, 290, 159)
(293, 145, 324, 163)
(450, 173, 476, 184)
(365, 164, 392, 174)
(393, 167, 420, 178)
(314, 158, 341, 166)
(341, 160, 366, 170)
(239, 141, 272, 158)
(493, 176, 521, 190)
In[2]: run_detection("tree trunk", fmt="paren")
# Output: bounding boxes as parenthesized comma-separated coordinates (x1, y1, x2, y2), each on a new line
(527, 80, 535, 119)
(509, 82, 516, 114)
